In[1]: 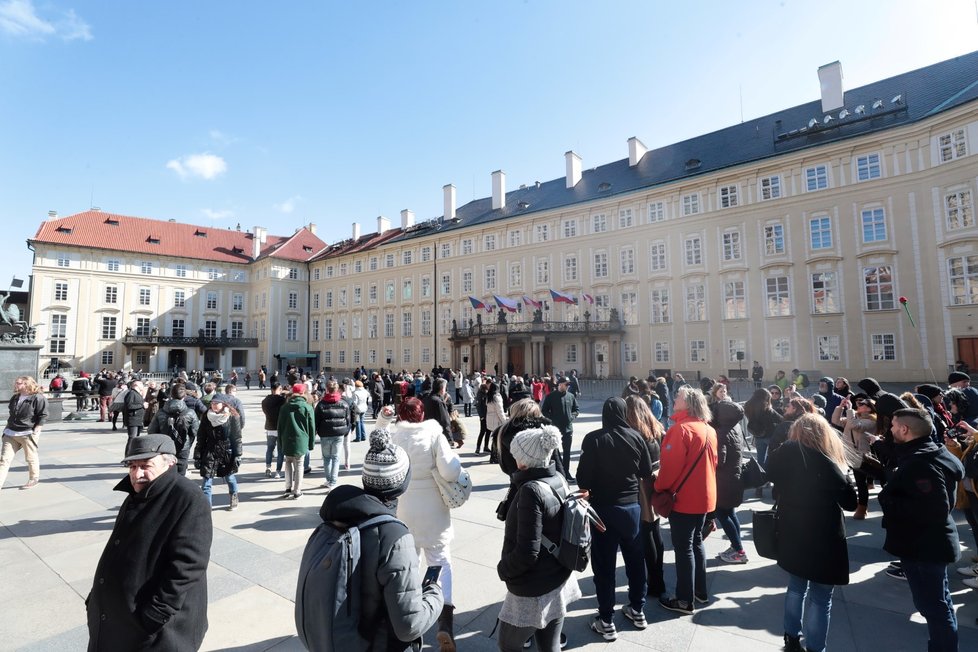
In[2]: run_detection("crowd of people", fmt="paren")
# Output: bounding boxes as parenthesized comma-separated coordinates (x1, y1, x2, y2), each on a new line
(6, 363, 977, 651)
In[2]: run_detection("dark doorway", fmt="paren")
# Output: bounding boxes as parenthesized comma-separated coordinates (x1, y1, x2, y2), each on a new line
(508, 345, 525, 377)
(167, 349, 187, 372)
(957, 338, 978, 373)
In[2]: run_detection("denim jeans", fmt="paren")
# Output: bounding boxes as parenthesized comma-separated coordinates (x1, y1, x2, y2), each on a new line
(901, 559, 959, 652)
(668, 511, 707, 604)
(355, 414, 366, 441)
(591, 502, 646, 621)
(202, 474, 238, 506)
(784, 573, 834, 652)
(497, 615, 563, 652)
(264, 431, 284, 471)
(321, 436, 342, 486)
(715, 507, 743, 551)
(755, 437, 770, 469)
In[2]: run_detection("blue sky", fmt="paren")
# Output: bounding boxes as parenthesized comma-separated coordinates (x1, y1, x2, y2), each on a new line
(1, 0, 977, 288)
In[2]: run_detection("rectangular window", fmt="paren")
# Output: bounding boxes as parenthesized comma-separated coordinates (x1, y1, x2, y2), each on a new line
(402, 311, 413, 337)
(462, 271, 473, 293)
(591, 214, 607, 233)
(536, 259, 550, 285)
(368, 315, 378, 338)
(368, 349, 377, 364)
(338, 318, 347, 340)
(385, 253, 395, 268)
(101, 316, 117, 339)
(339, 289, 347, 307)
(313, 292, 320, 310)
(313, 267, 321, 281)
(54, 282, 68, 302)
(620, 247, 635, 275)
(101, 350, 114, 365)
(684, 236, 702, 266)
(871, 333, 896, 361)
(326, 290, 334, 308)
(623, 342, 638, 363)
(766, 277, 791, 316)
(949, 255, 978, 305)
(856, 153, 881, 181)
(369, 284, 378, 303)
(818, 335, 841, 361)
(810, 216, 833, 250)
(338, 350, 346, 365)
(141, 261, 153, 275)
(719, 185, 739, 208)
(402, 348, 411, 365)
(461, 239, 473, 255)
(385, 314, 395, 338)
(650, 289, 670, 324)
(945, 190, 974, 230)
(107, 259, 120, 272)
(594, 294, 610, 320)
(403, 279, 413, 300)
(288, 267, 299, 280)
(647, 201, 665, 223)
(369, 257, 378, 271)
(230, 321, 244, 338)
(939, 129, 968, 163)
(484, 235, 496, 251)
(402, 250, 413, 265)
(352, 315, 361, 339)
(421, 246, 432, 262)
(172, 318, 184, 337)
(723, 280, 746, 319)
(861, 207, 887, 242)
(484, 267, 496, 291)
(206, 267, 220, 280)
(685, 283, 706, 321)
(353, 349, 361, 365)
(203, 320, 217, 338)
(771, 337, 791, 362)
(563, 257, 577, 283)
(323, 351, 332, 365)
(175, 264, 187, 277)
(340, 263, 349, 277)
(441, 273, 451, 296)
(649, 241, 667, 272)
(286, 319, 298, 341)
(206, 291, 218, 310)
(232, 293, 243, 311)
(764, 224, 785, 255)
(654, 342, 670, 363)
(618, 208, 634, 228)
(812, 271, 840, 313)
(690, 340, 706, 363)
(138, 287, 151, 306)
(759, 175, 782, 200)
(288, 291, 298, 310)
(312, 319, 320, 341)
(805, 165, 828, 191)
(57, 253, 70, 267)
(354, 260, 362, 273)
(682, 194, 700, 216)
(326, 265, 335, 278)
(864, 265, 895, 310)
(510, 263, 523, 287)
(727, 339, 746, 363)
(421, 310, 432, 337)
(508, 230, 522, 247)
(49, 314, 66, 353)
(174, 290, 185, 308)
(566, 344, 578, 364)
(535, 224, 550, 242)
(440, 243, 452, 258)
(385, 282, 395, 302)
(324, 318, 333, 340)
(722, 231, 742, 261)
(621, 292, 638, 325)
(592, 253, 608, 279)
(563, 219, 577, 238)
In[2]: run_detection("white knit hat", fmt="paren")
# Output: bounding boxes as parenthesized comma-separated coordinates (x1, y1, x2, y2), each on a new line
(511, 425, 561, 469)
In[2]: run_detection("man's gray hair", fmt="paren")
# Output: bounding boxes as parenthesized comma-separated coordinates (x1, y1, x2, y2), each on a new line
(161, 453, 178, 466)
(676, 386, 712, 423)
(509, 398, 542, 421)
(433, 377, 447, 394)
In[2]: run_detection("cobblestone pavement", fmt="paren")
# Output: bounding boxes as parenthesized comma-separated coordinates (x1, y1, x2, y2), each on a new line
(2, 389, 976, 651)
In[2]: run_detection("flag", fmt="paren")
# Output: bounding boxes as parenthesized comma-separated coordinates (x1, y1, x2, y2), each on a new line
(582, 293, 594, 305)
(493, 295, 519, 312)
(523, 294, 542, 309)
(468, 296, 487, 310)
(10, 277, 23, 289)
(550, 288, 576, 304)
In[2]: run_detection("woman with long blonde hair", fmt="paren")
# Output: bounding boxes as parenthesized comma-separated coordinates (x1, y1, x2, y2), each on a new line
(625, 395, 667, 599)
(767, 414, 856, 652)
(0, 376, 48, 491)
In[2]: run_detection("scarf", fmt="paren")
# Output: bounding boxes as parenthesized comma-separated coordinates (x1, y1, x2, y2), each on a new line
(207, 409, 231, 426)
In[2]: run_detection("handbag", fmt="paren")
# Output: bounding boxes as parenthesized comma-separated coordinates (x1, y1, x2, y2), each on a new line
(752, 507, 779, 559)
(740, 456, 767, 489)
(650, 442, 708, 518)
(431, 432, 473, 508)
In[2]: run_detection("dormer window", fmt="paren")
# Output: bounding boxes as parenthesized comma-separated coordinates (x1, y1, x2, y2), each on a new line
(194, 229, 207, 237)
(147, 236, 160, 244)
(56, 226, 73, 234)
(104, 218, 120, 226)
(303, 245, 313, 253)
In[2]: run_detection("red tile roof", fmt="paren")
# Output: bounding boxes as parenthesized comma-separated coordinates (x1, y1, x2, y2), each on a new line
(31, 211, 326, 264)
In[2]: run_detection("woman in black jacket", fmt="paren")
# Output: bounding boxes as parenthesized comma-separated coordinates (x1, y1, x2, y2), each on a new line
(744, 388, 783, 498)
(497, 424, 579, 652)
(193, 396, 243, 510)
(122, 380, 147, 444)
(713, 400, 748, 564)
(767, 414, 857, 652)
(625, 395, 666, 598)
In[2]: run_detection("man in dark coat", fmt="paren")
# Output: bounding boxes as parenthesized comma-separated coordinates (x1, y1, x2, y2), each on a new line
(879, 408, 964, 651)
(423, 378, 453, 444)
(87, 434, 211, 651)
(541, 377, 580, 480)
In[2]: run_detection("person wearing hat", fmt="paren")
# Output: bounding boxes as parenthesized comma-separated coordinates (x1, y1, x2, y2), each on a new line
(948, 371, 978, 425)
(192, 395, 243, 510)
(87, 434, 212, 651)
(497, 424, 579, 652)
(277, 383, 316, 499)
(316, 429, 444, 650)
(540, 377, 580, 481)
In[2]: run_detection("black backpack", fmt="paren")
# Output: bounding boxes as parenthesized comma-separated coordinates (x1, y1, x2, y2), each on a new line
(160, 407, 197, 450)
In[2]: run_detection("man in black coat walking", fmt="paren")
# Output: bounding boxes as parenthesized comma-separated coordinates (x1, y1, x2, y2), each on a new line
(541, 377, 580, 481)
(87, 434, 212, 651)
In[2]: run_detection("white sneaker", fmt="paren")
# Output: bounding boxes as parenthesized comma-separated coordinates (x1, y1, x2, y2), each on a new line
(957, 563, 978, 577)
(963, 577, 978, 589)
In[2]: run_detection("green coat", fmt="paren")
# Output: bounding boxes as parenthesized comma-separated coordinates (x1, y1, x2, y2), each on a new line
(277, 396, 316, 457)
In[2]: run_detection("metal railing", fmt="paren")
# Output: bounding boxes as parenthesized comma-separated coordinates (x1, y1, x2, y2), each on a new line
(449, 318, 625, 339)
(121, 334, 259, 347)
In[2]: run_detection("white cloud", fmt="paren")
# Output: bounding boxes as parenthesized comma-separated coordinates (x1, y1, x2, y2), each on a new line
(201, 208, 233, 220)
(166, 153, 227, 180)
(208, 129, 239, 146)
(0, 1, 92, 41)
(274, 195, 302, 214)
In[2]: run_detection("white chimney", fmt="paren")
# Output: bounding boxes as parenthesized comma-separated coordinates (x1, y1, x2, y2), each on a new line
(47, 210, 58, 220)
(818, 61, 845, 113)
(252, 226, 267, 259)
(401, 209, 415, 229)
(307, 222, 317, 235)
(565, 151, 581, 188)
(377, 215, 390, 235)
(443, 184, 456, 220)
(492, 170, 506, 210)
(628, 137, 647, 167)
(352, 222, 361, 240)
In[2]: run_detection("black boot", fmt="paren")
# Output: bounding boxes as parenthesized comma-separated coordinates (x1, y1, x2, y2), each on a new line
(436, 604, 455, 652)
(783, 633, 802, 652)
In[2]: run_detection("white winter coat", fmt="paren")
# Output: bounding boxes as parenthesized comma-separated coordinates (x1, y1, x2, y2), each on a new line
(486, 393, 507, 431)
(391, 419, 463, 549)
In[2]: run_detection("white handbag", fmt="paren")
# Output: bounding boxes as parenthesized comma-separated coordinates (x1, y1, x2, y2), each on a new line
(431, 432, 473, 508)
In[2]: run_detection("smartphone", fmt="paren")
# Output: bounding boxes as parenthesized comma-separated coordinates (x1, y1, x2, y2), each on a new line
(422, 565, 442, 588)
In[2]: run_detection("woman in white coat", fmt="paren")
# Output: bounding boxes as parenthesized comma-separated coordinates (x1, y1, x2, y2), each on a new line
(485, 380, 508, 463)
(392, 396, 463, 652)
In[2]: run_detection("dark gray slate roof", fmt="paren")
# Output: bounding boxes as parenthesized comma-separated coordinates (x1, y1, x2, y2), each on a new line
(387, 49, 978, 245)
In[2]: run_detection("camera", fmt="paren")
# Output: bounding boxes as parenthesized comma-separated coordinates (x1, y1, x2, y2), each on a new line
(947, 426, 969, 444)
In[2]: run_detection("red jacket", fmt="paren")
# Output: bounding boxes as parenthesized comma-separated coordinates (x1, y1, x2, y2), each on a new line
(654, 411, 718, 514)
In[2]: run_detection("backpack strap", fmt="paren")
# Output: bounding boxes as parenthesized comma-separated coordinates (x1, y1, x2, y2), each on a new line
(528, 479, 566, 556)
(355, 514, 405, 532)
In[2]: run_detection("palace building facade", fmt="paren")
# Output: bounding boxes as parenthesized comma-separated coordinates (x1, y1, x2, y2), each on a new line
(27, 51, 978, 382)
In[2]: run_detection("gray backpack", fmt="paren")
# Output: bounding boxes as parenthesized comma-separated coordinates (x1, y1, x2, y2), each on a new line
(534, 479, 606, 572)
(295, 514, 404, 651)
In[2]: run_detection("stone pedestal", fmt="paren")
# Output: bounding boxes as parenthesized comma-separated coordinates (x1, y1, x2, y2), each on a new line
(0, 345, 42, 403)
